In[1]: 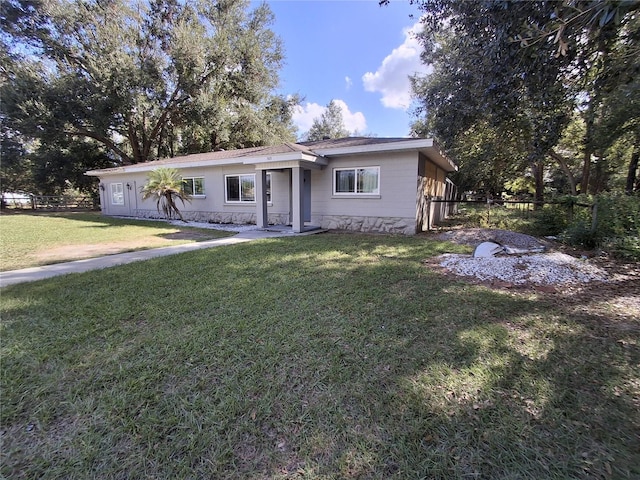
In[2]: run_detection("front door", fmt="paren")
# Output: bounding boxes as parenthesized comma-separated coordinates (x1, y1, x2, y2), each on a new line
(303, 170, 311, 222)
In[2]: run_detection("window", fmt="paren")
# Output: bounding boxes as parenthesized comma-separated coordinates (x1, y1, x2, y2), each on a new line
(111, 183, 124, 205)
(225, 174, 255, 203)
(225, 174, 271, 203)
(183, 177, 205, 196)
(334, 167, 380, 195)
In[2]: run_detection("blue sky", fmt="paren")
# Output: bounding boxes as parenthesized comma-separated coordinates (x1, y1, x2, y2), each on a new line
(255, 0, 429, 139)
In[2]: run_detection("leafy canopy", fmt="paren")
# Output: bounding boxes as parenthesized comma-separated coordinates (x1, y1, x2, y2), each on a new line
(390, 0, 640, 197)
(1, 0, 297, 168)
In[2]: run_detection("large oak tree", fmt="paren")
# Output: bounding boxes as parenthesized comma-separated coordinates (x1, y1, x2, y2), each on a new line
(1, 0, 297, 174)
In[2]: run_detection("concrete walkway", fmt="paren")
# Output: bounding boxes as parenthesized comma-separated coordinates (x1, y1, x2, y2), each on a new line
(0, 228, 309, 288)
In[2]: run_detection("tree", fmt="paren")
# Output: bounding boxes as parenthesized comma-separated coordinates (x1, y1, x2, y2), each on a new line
(141, 167, 190, 221)
(30, 138, 114, 195)
(388, 0, 640, 197)
(392, 0, 640, 199)
(591, 12, 640, 194)
(1, 0, 295, 168)
(306, 100, 351, 141)
(407, 1, 569, 204)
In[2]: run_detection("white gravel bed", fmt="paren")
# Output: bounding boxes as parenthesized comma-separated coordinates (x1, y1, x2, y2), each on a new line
(166, 219, 259, 232)
(115, 216, 259, 232)
(440, 252, 609, 285)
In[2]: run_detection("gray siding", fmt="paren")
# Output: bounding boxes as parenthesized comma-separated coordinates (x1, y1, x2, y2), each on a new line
(99, 167, 292, 225)
(308, 151, 419, 234)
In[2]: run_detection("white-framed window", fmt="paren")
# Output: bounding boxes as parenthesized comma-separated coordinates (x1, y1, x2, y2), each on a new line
(334, 167, 380, 195)
(225, 173, 271, 203)
(110, 183, 124, 205)
(182, 177, 205, 196)
(225, 174, 255, 203)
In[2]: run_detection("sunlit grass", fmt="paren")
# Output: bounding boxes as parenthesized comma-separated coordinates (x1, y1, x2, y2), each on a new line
(1, 233, 638, 479)
(0, 211, 232, 271)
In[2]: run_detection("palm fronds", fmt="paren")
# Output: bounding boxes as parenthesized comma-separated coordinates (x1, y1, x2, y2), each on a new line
(141, 168, 191, 221)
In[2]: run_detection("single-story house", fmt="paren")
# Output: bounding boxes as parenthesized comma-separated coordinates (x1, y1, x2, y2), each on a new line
(86, 137, 457, 235)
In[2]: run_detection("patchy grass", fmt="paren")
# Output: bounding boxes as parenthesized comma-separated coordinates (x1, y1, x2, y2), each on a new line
(0, 211, 233, 271)
(1, 233, 638, 479)
(438, 203, 551, 233)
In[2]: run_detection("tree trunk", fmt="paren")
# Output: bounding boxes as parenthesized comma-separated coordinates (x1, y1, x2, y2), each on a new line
(531, 156, 545, 209)
(166, 193, 185, 221)
(581, 105, 595, 195)
(128, 121, 144, 164)
(592, 155, 606, 194)
(548, 149, 577, 195)
(626, 130, 640, 195)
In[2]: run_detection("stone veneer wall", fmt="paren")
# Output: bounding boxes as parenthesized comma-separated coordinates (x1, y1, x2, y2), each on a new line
(131, 210, 416, 234)
(132, 209, 289, 226)
(319, 215, 416, 235)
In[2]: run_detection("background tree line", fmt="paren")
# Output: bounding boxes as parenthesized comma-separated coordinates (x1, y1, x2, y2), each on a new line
(386, 0, 639, 201)
(1, 0, 299, 195)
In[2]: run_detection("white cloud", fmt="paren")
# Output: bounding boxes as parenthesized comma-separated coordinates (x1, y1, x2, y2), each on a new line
(292, 102, 325, 133)
(345, 76, 353, 90)
(292, 99, 367, 135)
(362, 21, 432, 110)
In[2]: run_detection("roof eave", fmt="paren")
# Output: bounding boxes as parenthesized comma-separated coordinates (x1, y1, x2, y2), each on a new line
(241, 151, 326, 166)
(310, 138, 436, 156)
(85, 151, 325, 177)
(420, 146, 458, 173)
(311, 138, 457, 173)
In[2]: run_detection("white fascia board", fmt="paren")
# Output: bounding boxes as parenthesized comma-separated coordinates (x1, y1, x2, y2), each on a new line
(242, 151, 327, 166)
(312, 138, 435, 156)
(86, 159, 240, 176)
(313, 138, 457, 173)
(86, 152, 326, 177)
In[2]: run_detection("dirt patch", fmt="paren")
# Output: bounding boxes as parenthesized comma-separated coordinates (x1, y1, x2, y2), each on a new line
(34, 239, 168, 264)
(158, 231, 214, 241)
(32, 230, 216, 265)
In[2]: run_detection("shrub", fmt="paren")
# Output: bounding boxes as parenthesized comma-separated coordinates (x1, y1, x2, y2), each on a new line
(529, 203, 568, 236)
(560, 193, 640, 260)
(560, 220, 598, 249)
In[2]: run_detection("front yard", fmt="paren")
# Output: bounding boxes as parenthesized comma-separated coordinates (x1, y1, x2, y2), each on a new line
(0, 211, 233, 271)
(1, 232, 638, 479)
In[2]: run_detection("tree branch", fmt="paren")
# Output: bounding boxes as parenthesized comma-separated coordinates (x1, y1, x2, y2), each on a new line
(548, 148, 577, 195)
(64, 128, 132, 165)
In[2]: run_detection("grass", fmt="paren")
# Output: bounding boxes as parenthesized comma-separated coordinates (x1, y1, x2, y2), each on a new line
(0, 211, 233, 271)
(1, 233, 638, 479)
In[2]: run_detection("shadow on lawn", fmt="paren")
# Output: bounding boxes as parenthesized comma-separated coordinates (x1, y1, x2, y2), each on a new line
(1, 234, 638, 479)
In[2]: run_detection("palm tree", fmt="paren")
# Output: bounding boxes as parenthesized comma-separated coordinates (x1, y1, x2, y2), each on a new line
(141, 167, 190, 221)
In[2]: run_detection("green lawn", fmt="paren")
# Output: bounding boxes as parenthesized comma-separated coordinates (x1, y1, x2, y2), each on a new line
(0, 211, 233, 271)
(1, 234, 638, 479)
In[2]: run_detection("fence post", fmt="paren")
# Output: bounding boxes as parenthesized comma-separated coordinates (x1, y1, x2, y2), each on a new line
(568, 201, 574, 223)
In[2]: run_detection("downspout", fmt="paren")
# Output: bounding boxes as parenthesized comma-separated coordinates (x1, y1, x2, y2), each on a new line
(101, 179, 108, 215)
(134, 180, 138, 213)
